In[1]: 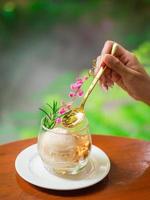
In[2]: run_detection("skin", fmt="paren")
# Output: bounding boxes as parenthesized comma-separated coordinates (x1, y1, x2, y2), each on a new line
(95, 40, 150, 105)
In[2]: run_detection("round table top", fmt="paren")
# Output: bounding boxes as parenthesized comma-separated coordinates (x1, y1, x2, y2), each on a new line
(0, 135, 150, 200)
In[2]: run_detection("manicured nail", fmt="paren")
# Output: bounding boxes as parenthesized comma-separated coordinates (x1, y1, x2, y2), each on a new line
(101, 84, 108, 92)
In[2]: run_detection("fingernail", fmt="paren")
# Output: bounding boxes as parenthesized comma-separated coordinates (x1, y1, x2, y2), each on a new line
(101, 84, 108, 92)
(95, 56, 106, 75)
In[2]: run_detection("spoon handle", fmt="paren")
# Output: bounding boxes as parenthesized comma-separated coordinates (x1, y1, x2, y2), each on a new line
(80, 43, 118, 108)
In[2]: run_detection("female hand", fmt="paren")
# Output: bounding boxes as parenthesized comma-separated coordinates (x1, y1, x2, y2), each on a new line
(95, 40, 150, 105)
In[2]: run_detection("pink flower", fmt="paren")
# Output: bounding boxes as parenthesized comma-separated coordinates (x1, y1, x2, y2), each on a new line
(76, 76, 88, 84)
(58, 107, 66, 115)
(70, 82, 82, 90)
(77, 89, 84, 97)
(76, 82, 82, 88)
(70, 83, 77, 90)
(61, 101, 72, 109)
(76, 78, 83, 84)
(66, 102, 72, 109)
(82, 76, 88, 82)
(55, 117, 62, 124)
(69, 92, 76, 98)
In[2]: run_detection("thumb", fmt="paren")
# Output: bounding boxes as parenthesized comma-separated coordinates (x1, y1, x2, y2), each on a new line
(103, 54, 130, 76)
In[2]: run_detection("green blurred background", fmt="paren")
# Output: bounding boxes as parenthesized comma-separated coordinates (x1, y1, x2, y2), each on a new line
(0, 0, 150, 144)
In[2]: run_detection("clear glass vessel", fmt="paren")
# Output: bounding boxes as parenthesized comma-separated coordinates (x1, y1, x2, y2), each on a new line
(38, 116, 92, 175)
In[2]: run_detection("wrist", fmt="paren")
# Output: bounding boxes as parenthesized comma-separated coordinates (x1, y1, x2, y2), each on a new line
(142, 75, 150, 106)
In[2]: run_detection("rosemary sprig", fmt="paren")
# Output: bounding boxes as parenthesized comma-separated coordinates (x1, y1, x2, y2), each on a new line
(40, 100, 60, 129)
(39, 108, 51, 120)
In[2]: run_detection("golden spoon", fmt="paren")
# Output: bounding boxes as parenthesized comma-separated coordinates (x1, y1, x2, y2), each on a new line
(62, 43, 118, 128)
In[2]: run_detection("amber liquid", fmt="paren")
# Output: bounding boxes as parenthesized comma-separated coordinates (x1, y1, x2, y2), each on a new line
(40, 134, 91, 175)
(72, 134, 91, 163)
(51, 133, 91, 175)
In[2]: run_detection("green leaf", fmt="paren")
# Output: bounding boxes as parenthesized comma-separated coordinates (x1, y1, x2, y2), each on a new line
(39, 108, 51, 120)
(39, 100, 61, 129)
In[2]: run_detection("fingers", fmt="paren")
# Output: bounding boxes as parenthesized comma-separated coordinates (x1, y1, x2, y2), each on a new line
(95, 40, 129, 77)
(101, 40, 114, 55)
(111, 71, 120, 82)
(102, 68, 114, 87)
(95, 55, 114, 90)
(95, 55, 105, 74)
(101, 40, 128, 57)
(95, 40, 132, 91)
(111, 71, 126, 90)
(103, 54, 130, 76)
(101, 40, 130, 65)
(95, 56, 102, 74)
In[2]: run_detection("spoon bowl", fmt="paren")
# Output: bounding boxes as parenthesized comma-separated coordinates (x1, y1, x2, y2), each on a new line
(62, 107, 84, 128)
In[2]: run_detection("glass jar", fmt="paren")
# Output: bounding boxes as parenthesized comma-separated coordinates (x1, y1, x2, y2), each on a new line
(37, 116, 92, 175)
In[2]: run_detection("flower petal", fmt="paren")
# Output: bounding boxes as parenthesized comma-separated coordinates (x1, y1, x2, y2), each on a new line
(59, 107, 66, 115)
(70, 83, 77, 90)
(69, 92, 76, 97)
(77, 89, 84, 97)
(82, 76, 88, 82)
(55, 118, 62, 123)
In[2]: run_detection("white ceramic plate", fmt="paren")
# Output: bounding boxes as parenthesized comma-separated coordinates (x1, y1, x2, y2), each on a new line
(15, 144, 110, 190)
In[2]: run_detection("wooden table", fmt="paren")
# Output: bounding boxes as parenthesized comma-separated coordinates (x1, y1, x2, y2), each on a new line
(0, 135, 150, 200)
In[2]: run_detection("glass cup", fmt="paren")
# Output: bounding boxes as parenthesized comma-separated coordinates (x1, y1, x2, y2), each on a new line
(37, 116, 92, 175)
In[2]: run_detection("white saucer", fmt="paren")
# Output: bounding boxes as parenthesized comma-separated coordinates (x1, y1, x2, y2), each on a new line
(15, 144, 110, 190)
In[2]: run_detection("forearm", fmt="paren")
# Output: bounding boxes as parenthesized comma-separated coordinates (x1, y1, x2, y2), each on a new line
(137, 74, 150, 106)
